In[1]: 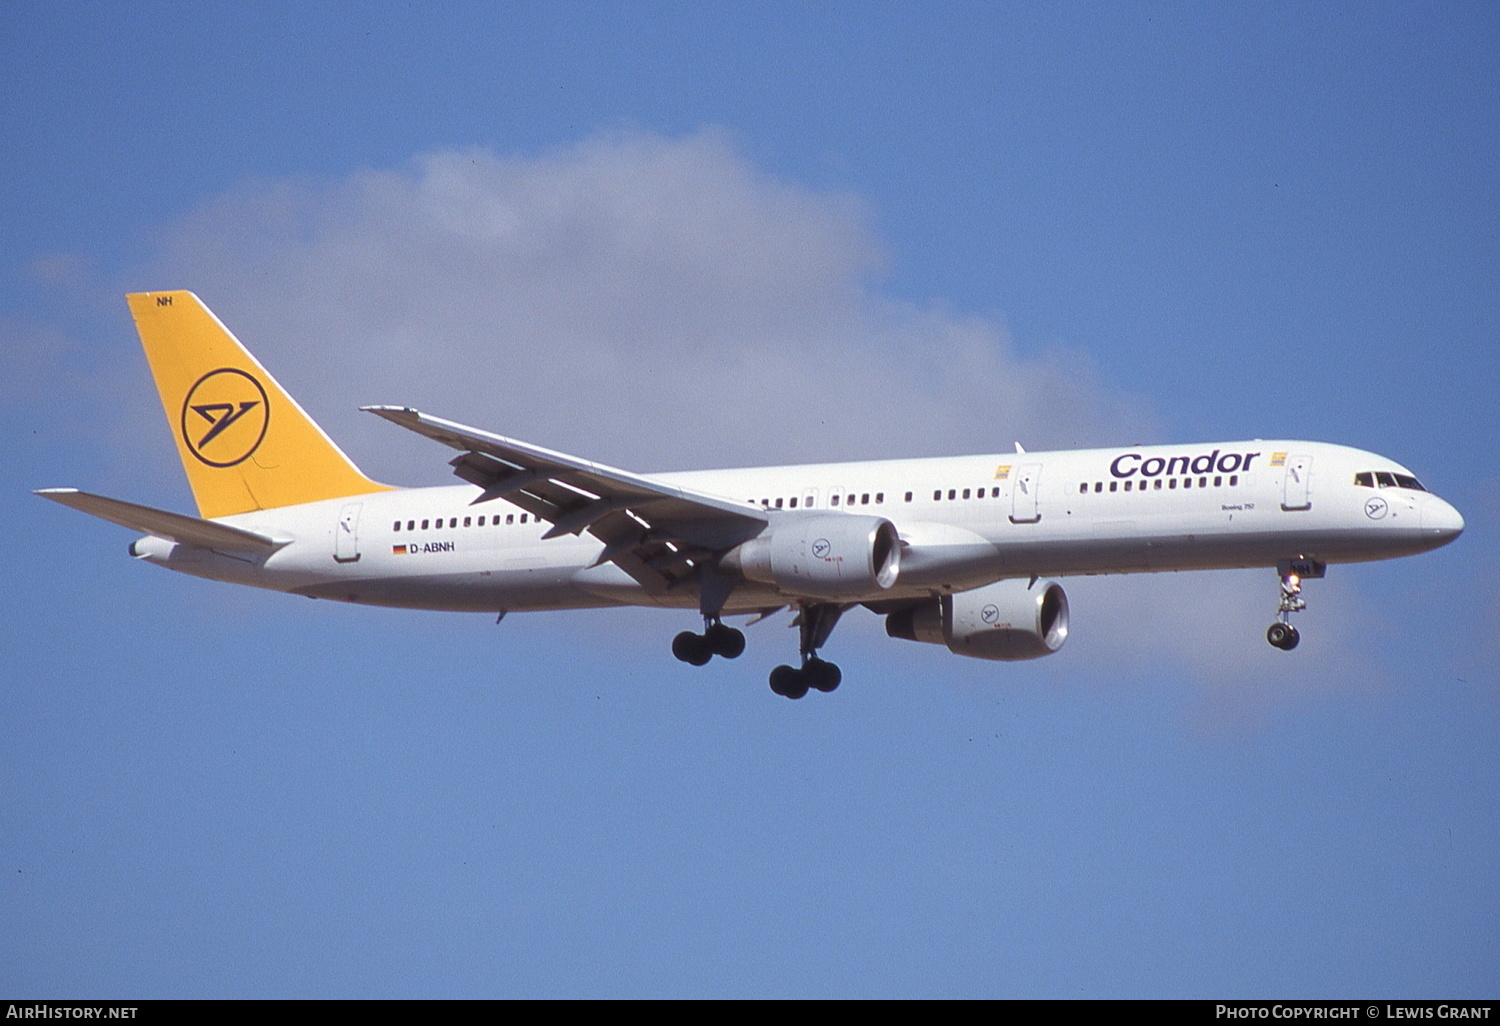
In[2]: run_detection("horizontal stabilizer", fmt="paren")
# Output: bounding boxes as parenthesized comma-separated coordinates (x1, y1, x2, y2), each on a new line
(34, 488, 286, 553)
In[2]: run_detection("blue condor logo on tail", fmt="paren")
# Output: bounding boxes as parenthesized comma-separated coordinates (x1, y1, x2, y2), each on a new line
(180, 368, 270, 468)
(1109, 449, 1262, 479)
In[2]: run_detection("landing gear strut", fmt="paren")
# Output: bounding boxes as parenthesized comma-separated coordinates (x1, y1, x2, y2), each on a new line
(1267, 558, 1323, 651)
(769, 603, 845, 699)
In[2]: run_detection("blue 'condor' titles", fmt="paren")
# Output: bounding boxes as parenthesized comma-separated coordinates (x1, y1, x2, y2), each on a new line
(1109, 449, 1261, 479)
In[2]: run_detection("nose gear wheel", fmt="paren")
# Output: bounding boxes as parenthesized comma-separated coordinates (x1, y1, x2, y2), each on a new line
(1266, 559, 1320, 651)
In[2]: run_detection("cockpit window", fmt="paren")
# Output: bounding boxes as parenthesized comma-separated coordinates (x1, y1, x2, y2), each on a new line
(1356, 470, 1427, 491)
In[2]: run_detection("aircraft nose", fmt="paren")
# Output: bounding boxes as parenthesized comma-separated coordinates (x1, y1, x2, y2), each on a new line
(1421, 496, 1465, 543)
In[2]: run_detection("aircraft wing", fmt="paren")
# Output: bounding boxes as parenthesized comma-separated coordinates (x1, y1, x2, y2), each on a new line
(34, 488, 286, 553)
(363, 406, 769, 592)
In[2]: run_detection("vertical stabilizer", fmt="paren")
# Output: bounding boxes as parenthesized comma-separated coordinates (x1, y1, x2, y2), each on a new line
(128, 291, 392, 519)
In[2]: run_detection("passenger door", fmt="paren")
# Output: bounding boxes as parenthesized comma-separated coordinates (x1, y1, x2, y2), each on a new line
(335, 502, 363, 562)
(1281, 455, 1313, 511)
(1009, 464, 1042, 523)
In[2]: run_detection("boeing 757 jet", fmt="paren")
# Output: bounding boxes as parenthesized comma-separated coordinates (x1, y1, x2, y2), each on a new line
(37, 292, 1465, 698)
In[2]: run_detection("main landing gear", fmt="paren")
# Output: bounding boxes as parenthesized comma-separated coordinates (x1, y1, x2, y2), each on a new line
(1266, 558, 1324, 651)
(672, 619, 746, 666)
(670, 606, 845, 700)
(768, 657, 841, 700)
(670, 563, 847, 699)
(768, 603, 845, 700)
(672, 563, 747, 666)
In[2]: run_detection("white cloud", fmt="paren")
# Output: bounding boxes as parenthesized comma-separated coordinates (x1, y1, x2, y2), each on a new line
(143, 129, 1153, 480)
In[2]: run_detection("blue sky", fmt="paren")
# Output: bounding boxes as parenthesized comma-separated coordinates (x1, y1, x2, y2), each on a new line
(2, 1, 1496, 998)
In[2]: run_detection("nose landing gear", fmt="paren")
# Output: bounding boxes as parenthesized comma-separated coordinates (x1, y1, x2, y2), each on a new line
(1267, 558, 1323, 651)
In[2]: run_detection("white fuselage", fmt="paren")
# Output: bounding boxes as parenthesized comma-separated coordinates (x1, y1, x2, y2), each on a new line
(131, 440, 1464, 615)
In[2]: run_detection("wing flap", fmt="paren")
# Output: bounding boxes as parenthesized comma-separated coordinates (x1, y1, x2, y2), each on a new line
(363, 405, 770, 593)
(364, 406, 764, 534)
(35, 488, 285, 553)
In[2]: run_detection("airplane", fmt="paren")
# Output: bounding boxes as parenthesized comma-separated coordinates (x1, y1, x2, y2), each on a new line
(37, 291, 1465, 699)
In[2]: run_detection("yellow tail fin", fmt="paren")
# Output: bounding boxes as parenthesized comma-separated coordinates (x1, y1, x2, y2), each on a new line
(128, 291, 392, 519)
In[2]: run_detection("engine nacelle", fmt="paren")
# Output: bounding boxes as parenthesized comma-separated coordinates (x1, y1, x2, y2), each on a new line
(722, 514, 901, 599)
(886, 578, 1069, 661)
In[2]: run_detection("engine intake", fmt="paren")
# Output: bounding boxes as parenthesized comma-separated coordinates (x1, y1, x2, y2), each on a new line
(886, 578, 1069, 661)
(722, 514, 901, 599)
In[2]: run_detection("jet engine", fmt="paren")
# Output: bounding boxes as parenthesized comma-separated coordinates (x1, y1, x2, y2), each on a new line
(721, 514, 901, 600)
(885, 578, 1069, 661)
